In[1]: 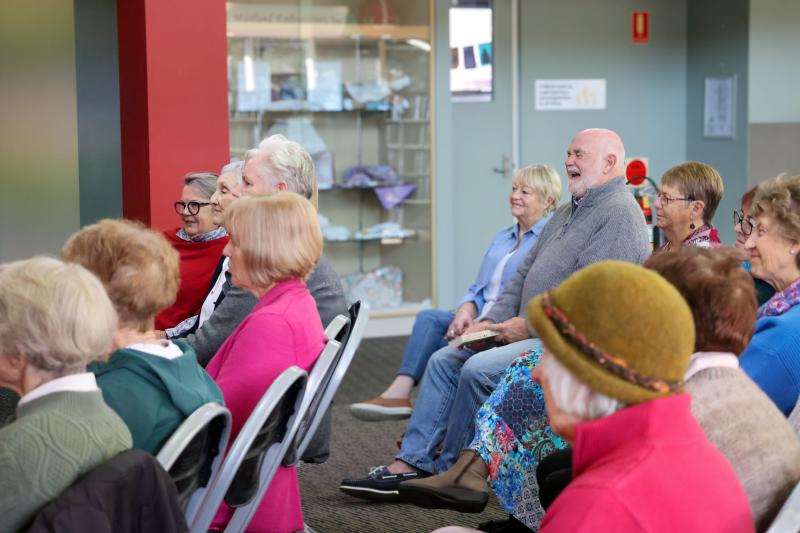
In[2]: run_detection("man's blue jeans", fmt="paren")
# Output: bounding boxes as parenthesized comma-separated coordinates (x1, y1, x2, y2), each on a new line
(396, 338, 542, 473)
(397, 308, 454, 384)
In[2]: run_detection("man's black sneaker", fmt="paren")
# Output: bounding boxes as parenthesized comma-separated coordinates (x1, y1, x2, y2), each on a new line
(339, 465, 430, 502)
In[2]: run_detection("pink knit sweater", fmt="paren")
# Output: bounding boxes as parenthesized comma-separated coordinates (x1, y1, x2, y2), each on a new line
(206, 279, 326, 533)
(539, 394, 754, 533)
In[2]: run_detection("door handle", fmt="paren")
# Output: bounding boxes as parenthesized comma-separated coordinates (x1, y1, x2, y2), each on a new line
(493, 154, 512, 178)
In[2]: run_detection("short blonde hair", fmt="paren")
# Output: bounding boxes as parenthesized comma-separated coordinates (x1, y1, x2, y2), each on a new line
(751, 174, 800, 268)
(661, 161, 724, 224)
(245, 134, 318, 209)
(514, 164, 563, 214)
(225, 192, 323, 288)
(0, 257, 117, 374)
(61, 219, 180, 331)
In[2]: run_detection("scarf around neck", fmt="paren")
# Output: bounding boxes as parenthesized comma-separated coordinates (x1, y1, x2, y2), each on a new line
(177, 226, 227, 243)
(659, 223, 720, 252)
(758, 276, 800, 319)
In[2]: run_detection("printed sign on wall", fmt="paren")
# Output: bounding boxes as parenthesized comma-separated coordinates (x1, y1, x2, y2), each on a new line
(535, 79, 607, 110)
(704, 76, 737, 139)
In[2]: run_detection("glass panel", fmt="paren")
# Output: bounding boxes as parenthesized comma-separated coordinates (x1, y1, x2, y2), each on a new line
(226, 1, 433, 312)
(450, 0, 493, 102)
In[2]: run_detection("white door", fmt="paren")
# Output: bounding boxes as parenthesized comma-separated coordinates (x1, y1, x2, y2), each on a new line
(449, 0, 518, 298)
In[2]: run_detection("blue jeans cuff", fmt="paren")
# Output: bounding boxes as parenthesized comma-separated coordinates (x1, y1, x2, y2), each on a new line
(395, 452, 436, 474)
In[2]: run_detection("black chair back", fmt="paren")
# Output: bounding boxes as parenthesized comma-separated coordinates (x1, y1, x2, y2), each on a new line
(224, 380, 303, 507)
(168, 413, 228, 508)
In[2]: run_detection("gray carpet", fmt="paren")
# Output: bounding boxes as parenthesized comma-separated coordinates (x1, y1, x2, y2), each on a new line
(298, 336, 507, 533)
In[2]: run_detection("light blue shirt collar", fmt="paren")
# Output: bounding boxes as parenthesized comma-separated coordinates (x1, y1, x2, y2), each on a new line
(511, 212, 553, 240)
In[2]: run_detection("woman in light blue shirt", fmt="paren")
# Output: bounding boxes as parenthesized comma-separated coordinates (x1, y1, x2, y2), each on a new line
(351, 164, 563, 421)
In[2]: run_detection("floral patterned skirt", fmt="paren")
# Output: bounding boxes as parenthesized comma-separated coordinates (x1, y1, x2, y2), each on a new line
(468, 349, 567, 530)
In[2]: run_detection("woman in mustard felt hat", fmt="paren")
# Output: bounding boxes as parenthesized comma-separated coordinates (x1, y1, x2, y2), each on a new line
(528, 260, 753, 533)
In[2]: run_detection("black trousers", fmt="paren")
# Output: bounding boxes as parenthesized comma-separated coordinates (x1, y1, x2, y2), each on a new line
(536, 448, 573, 510)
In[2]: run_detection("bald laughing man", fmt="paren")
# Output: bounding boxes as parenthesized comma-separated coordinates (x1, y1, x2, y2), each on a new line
(340, 128, 652, 500)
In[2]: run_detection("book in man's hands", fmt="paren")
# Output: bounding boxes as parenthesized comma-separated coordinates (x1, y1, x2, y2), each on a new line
(448, 329, 500, 350)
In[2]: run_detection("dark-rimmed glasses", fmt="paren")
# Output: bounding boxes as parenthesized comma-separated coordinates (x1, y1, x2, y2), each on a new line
(734, 209, 754, 236)
(174, 201, 212, 216)
(656, 190, 693, 206)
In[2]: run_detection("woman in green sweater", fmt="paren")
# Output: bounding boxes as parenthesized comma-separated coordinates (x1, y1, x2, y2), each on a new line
(0, 257, 132, 532)
(62, 219, 224, 454)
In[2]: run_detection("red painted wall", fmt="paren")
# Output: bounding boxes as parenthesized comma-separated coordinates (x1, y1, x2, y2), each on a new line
(117, 0, 230, 230)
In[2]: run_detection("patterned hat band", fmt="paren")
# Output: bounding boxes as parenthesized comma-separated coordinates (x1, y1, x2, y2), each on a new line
(540, 291, 682, 394)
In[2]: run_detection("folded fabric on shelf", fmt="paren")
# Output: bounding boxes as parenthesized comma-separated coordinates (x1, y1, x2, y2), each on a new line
(318, 213, 351, 241)
(342, 265, 403, 309)
(375, 184, 416, 210)
(356, 221, 415, 240)
(342, 165, 403, 188)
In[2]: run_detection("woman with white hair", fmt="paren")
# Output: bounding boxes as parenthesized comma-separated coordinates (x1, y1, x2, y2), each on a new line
(529, 261, 753, 532)
(156, 171, 230, 330)
(172, 141, 346, 370)
(0, 257, 132, 531)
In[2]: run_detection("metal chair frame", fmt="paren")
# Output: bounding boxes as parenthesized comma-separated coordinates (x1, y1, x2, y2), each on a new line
(287, 301, 368, 467)
(189, 366, 308, 533)
(155, 402, 232, 525)
(223, 322, 347, 532)
(281, 314, 349, 466)
(767, 480, 800, 533)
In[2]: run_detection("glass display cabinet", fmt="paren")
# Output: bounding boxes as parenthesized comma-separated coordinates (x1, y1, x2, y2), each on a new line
(226, 0, 434, 321)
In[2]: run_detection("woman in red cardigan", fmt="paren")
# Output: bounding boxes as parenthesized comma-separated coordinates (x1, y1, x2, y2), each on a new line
(155, 172, 230, 330)
(206, 192, 326, 533)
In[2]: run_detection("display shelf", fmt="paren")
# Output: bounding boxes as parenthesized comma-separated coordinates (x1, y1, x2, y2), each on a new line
(401, 198, 431, 206)
(227, 21, 429, 42)
(362, 300, 432, 338)
(230, 109, 389, 122)
(319, 184, 379, 191)
(386, 144, 428, 150)
(226, 1, 433, 321)
(385, 119, 430, 124)
(324, 234, 416, 244)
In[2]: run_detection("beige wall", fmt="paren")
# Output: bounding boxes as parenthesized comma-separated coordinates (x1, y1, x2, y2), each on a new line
(748, 0, 800, 188)
(748, 124, 800, 187)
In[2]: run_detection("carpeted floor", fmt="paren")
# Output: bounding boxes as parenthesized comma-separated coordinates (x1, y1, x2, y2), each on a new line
(298, 336, 508, 533)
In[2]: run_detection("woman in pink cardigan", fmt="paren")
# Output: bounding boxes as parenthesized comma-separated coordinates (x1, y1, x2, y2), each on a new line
(206, 192, 326, 533)
(434, 261, 753, 533)
(528, 262, 753, 533)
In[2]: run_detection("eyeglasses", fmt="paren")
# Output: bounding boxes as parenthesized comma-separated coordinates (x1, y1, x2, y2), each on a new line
(733, 209, 755, 236)
(656, 191, 693, 206)
(174, 201, 212, 215)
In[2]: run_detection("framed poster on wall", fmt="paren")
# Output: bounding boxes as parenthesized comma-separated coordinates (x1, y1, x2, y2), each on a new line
(704, 75, 737, 139)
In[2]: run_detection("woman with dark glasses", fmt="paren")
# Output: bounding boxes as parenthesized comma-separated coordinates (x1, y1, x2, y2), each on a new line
(155, 172, 229, 330)
(734, 186, 775, 306)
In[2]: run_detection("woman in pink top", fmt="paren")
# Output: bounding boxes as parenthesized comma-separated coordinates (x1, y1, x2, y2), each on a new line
(528, 261, 753, 533)
(206, 192, 326, 533)
(432, 261, 754, 533)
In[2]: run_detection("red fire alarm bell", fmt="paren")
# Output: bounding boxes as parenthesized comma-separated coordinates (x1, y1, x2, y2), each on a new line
(632, 11, 649, 44)
(626, 159, 648, 186)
